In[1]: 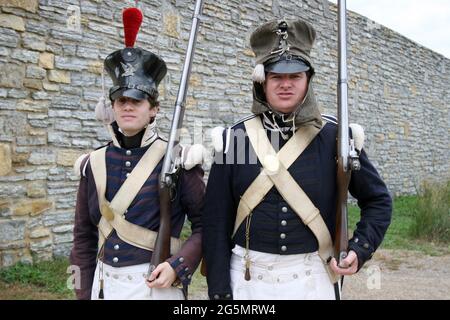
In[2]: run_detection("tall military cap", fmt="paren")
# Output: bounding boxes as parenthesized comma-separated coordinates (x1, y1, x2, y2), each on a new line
(103, 8, 167, 101)
(250, 19, 316, 83)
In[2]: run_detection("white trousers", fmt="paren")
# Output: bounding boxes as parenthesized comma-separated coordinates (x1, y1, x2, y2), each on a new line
(91, 262, 184, 300)
(230, 245, 337, 300)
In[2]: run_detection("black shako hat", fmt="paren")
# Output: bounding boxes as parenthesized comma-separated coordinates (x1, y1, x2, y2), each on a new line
(103, 8, 167, 101)
(104, 47, 167, 101)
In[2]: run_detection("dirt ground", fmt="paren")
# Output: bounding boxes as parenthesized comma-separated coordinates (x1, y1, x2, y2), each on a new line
(189, 249, 450, 300)
(0, 282, 68, 300)
(342, 249, 450, 300)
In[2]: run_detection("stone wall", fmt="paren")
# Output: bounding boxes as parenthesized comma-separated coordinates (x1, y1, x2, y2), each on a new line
(0, 0, 449, 266)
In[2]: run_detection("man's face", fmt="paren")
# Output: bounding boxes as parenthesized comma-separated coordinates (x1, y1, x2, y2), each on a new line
(263, 72, 308, 114)
(112, 96, 158, 136)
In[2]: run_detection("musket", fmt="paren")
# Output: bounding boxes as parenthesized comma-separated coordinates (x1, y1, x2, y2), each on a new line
(148, 0, 204, 277)
(334, 0, 361, 267)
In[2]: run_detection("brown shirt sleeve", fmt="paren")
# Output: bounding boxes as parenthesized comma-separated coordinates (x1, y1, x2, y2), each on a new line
(166, 165, 205, 286)
(69, 159, 98, 300)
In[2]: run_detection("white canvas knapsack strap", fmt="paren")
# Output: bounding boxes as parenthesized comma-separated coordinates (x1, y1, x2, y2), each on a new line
(90, 140, 167, 219)
(90, 140, 182, 254)
(233, 118, 320, 235)
(97, 212, 182, 253)
(241, 117, 339, 283)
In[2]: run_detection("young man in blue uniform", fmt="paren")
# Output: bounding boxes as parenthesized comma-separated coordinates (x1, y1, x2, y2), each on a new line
(202, 19, 392, 300)
(70, 8, 204, 300)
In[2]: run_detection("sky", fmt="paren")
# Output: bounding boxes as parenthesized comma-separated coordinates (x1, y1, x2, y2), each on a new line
(329, 0, 450, 59)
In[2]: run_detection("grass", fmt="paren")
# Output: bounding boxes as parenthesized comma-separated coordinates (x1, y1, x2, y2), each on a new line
(409, 181, 450, 244)
(348, 188, 450, 256)
(0, 258, 75, 300)
(180, 220, 192, 241)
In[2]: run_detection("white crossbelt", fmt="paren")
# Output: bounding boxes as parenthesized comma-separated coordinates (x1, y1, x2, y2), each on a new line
(235, 117, 339, 283)
(89, 140, 182, 254)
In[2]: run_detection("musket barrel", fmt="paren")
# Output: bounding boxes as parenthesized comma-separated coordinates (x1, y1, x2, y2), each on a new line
(160, 0, 204, 185)
(176, 0, 203, 106)
(334, 0, 350, 265)
(337, 0, 349, 172)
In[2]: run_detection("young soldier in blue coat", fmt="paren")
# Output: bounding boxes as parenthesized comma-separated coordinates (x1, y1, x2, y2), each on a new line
(202, 19, 392, 300)
(70, 8, 204, 300)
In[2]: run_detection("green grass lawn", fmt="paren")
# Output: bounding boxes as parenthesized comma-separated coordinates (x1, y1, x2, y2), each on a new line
(349, 195, 449, 256)
(0, 257, 75, 300)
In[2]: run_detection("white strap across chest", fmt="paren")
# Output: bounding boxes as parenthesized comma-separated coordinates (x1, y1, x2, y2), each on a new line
(89, 140, 182, 254)
(237, 117, 339, 283)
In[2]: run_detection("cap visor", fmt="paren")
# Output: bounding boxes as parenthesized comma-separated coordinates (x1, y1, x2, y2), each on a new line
(111, 88, 148, 101)
(265, 59, 310, 74)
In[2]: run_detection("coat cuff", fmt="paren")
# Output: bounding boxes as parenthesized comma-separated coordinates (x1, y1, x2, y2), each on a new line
(348, 236, 375, 272)
(168, 256, 193, 287)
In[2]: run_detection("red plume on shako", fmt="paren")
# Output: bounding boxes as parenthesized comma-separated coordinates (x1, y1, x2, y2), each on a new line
(123, 7, 143, 47)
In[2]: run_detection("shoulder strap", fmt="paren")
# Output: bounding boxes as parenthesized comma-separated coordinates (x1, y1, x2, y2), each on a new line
(240, 117, 339, 283)
(89, 140, 182, 254)
(234, 118, 321, 235)
(90, 140, 166, 218)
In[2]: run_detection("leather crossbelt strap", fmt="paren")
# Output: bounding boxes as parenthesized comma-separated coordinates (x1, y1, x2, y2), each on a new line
(236, 117, 339, 283)
(89, 140, 182, 254)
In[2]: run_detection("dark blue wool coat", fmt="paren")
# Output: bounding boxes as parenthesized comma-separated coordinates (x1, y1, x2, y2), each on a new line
(202, 114, 392, 300)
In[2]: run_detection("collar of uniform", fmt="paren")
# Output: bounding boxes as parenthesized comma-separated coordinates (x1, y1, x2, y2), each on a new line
(140, 118, 158, 147)
(119, 126, 145, 149)
(262, 112, 294, 139)
(106, 119, 158, 149)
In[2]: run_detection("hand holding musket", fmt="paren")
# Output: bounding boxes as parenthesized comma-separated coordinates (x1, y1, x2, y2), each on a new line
(147, 0, 204, 283)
